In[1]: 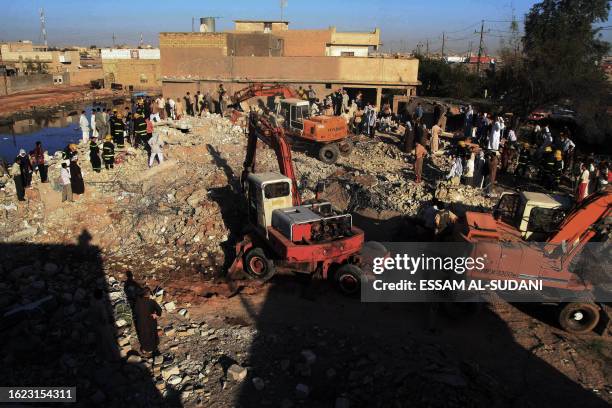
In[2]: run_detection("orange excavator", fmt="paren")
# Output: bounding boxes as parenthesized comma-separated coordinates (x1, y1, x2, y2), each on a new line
(230, 83, 353, 164)
(454, 188, 612, 333)
(227, 112, 377, 295)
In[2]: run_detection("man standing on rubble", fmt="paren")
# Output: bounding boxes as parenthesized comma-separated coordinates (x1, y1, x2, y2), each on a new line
(307, 85, 317, 106)
(59, 161, 73, 202)
(110, 112, 126, 150)
(184, 92, 194, 116)
(30, 141, 47, 183)
(218, 85, 227, 115)
(89, 135, 102, 173)
(79, 110, 90, 144)
(148, 128, 164, 168)
(430, 123, 441, 153)
(134, 287, 162, 358)
(95, 108, 106, 140)
(415, 103, 424, 120)
(487, 116, 501, 151)
(102, 135, 115, 170)
(464, 105, 474, 138)
(341, 89, 349, 112)
(414, 138, 428, 184)
(205, 91, 214, 114)
(403, 117, 414, 153)
(485, 152, 499, 196)
(133, 113, 147, 149)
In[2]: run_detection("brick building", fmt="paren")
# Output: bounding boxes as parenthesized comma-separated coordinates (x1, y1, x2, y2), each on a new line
(0, 41, 81, 75)
(160, 20, 419, 109)
(101, 48, 161, 91)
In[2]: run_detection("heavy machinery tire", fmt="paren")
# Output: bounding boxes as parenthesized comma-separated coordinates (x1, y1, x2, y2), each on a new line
(338, 139, 353, 157)
(335, 264, 366, 296)
(318, 144, 340, 164)
(244, 248, 276, 281)
(558, 302, 600, 334)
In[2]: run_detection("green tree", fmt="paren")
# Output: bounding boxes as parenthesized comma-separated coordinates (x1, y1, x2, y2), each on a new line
(417, 56, 481, 99)
(501, 0, 610, 142)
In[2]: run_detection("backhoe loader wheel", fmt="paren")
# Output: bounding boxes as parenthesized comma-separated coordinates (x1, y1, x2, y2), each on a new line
(244, 248, 275, 281)
(335, 264, 366, 297)
(338, 139, 353, 157)
(318, 144, 340, 164)
(558, 302, 600, 334)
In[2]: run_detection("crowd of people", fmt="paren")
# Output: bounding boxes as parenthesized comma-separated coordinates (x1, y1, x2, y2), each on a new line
(292, 86, 610, 200)
(4, 83, 610, 206)
(5, 95, 173, 203)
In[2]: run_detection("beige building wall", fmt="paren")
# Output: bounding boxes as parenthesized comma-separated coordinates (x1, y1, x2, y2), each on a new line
(234, 21, 289, 32)
(102, 59, 161, 90)
(330, 27, 380, 48)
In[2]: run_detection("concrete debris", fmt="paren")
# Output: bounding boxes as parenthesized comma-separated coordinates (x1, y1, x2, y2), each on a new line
(227, 364, 248, 382)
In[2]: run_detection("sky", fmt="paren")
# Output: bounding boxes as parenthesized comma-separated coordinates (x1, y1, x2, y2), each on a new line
(0, 0, 610, 54)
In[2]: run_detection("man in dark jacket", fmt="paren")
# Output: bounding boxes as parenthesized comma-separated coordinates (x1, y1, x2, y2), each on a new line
(134, 287, 162, 357)
(15, 149, 33, 188)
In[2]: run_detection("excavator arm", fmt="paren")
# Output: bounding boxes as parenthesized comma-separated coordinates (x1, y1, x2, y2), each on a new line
(230, 83, 298, 108)
(241, 112, 301, 206)
(547, 188, 611, 246)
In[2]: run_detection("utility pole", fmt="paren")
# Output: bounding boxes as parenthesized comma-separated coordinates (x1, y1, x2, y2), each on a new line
(39, 8, 47, 48)
(139, 33, 144, 48)
(192, 17, 195, 32)
(476, 20, 485, 74)
(467, 41, 473, 59)
(426, 39, 429, 58)
(112, 33, 116, 48)
(280, 0, 287, 21)
(441, 32, 445, 58)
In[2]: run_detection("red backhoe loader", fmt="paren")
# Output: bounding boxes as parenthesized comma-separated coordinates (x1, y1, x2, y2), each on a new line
(230, 83, 353, 164)
(454, 188, 612, 333)
(227, 112, 374, 295)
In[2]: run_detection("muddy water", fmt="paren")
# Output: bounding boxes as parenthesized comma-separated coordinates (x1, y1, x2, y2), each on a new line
(0, 98, 129, 163)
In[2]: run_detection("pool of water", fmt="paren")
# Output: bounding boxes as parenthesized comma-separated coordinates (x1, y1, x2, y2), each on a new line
(0, 99, 128, 163)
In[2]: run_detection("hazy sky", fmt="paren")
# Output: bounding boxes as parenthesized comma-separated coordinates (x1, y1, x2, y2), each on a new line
(0, 0, 610, 54)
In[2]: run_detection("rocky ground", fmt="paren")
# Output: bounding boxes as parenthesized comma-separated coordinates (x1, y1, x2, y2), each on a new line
(0, 113, 610, 407)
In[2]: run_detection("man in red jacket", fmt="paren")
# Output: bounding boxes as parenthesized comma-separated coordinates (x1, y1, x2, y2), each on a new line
(30, 141, 48, 183)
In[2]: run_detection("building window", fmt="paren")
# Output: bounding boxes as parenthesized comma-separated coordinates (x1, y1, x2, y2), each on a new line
(325, 83, 332, 89)
(264, 22, 272, 33)
(340, 51, 355, 57)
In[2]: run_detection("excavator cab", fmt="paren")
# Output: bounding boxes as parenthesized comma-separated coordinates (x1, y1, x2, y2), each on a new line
(246, 172, 294, 237)
(493, 192, 571, 240)
(280, 99, 310, 132)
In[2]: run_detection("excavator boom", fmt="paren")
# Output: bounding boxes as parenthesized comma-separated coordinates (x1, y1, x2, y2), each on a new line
(242, 112, 301, 206)
(231, 83, 298, 107)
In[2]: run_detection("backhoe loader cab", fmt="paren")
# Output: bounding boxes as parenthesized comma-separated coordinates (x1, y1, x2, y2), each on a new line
(279, 99, 310, 132)
(246, 172, 293, 236)
(493, 191, 572, 240)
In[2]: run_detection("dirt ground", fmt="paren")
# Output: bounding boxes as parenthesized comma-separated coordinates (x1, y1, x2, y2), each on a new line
(0, 85, 122, 119)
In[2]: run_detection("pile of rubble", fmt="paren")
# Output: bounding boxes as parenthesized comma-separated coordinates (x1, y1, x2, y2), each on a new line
(2, 112, 495, 271)
(0, 243, 505, 407)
